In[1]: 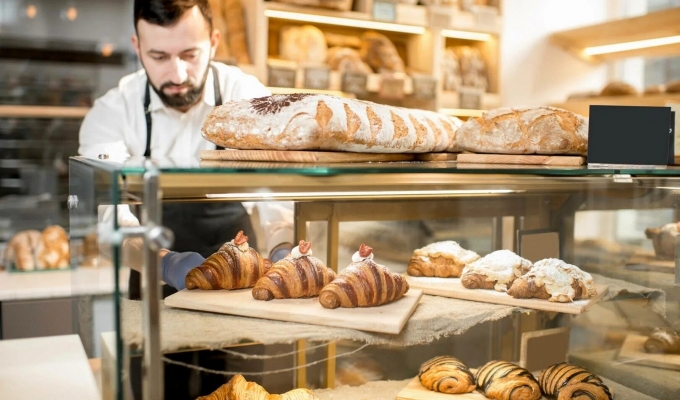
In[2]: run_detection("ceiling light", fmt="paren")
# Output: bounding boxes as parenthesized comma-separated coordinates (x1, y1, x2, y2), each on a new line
(264, 9, 425, 35)
(26, 5, 37, 19)
(583, 35, 680, 56)
(441, 29, 492, 41)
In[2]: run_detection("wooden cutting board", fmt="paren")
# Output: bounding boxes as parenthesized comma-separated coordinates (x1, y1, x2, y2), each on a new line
(396, 377, 488, 400)
(404, 276, 608, 314)
(457, 153, 585, 166)
(200, 149, 415, 163)
(617, 333, 680, 371)
(415, 153, 458, 162)
(164, 288, 423, 335)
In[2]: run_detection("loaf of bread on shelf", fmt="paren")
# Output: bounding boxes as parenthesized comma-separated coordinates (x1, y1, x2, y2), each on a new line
(280, 25, 327, 65)
(185, 231, 272, 290)
(644, 327, 680, 354)
(539, 362, 613, 400)
(441, 48, 462, 92)
(327, 47, 373, 75)
(460, 249, 532, 292)
(270, 0, 351, 11)
(36, 225, 70, 269)
(407, 241, 480, 278)
(507, 258, 597, 303)
(475, 360, 541, 400)
(453, 46, 488, 91)
(600, 81, 638, 96)
(418, 356, 476, 394)
(644, 84, 666, 95)
(196, 374, 319, 400)
(456, 106, 589, 156)
(319, 244, 409, 308)
(359, 31, 405, 73)
(644, 221, 680, 260)
(252, 240, 335, 300)
(202, 94, 463, 153)
(666, 80, 680, 93)
(3, 230, 42, 270)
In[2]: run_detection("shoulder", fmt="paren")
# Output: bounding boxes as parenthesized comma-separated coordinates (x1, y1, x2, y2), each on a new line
(93, 69, 146, 110)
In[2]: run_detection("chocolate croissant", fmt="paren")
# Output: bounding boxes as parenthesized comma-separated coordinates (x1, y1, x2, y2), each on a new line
(197, 374, 319, 400)
(644, 328, 680, 354)
(418, 356, 476, 394)
(475, 360, 541, 400)
(185, 231, 271, 290)
(539, 362, 612, 400)
(319, 244, 409, 309)
(252, 240, 335, 300)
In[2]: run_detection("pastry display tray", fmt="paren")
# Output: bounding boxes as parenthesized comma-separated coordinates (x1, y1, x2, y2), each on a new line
(164, 288, 423, 335)
(617, 333, 680, 371)
(405, 276, 608, 314)
(457, 153, 586, 166)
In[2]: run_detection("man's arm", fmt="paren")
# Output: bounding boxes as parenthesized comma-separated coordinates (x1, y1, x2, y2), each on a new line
(79, 88, 131, 161)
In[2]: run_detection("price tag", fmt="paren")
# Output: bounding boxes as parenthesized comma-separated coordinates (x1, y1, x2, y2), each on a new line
(267, 66, 296, 88)
(412, 76, 437, 100)
(429, 5, 453, 29)
(373, 1, 396, 22)
(341, 72, 368, 96)
(303, 66, 330, 90)
(379, 74, 405, 100)
(459, 86, 483, 110)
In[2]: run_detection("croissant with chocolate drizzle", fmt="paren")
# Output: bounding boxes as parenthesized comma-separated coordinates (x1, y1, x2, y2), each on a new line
(185, 231, 271, 290)
(319, 244, 409, 309)
(538, 362, 612, 400)
(475, 360, 541, 400)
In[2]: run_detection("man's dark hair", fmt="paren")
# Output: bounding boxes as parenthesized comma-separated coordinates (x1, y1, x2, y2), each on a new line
(134, 0, 212, 31)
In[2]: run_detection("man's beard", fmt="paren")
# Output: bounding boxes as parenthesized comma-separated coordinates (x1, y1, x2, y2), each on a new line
(148, 66, 210, 109)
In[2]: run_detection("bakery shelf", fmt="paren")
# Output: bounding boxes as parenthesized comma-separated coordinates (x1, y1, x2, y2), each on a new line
(549, 7, 680, 63)
(0, 105, 89, 119)
(550, 93, 680, 116)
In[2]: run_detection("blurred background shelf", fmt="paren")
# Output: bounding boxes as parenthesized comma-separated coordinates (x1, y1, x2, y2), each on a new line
(0, 105, 90, 119)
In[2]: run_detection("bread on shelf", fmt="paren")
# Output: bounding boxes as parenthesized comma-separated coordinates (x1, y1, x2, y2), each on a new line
(418, 356, 476, 394)
(507, 258, 597, 303)
(460, 249, 532, 292)
(644, 327, 680, 354)
(644, 221, 679, 260)
(407, 240, 480, 278)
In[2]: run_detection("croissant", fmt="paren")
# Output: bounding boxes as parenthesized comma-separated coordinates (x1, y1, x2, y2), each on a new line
(4, 230, 41, 271)
(644, 328, 680, 354)
(196, 374, 319, 400)
(407, 241, 480, 278)
(319, 244, 409, 309)
(185, 231, 272, 290)
(475, 360, 541, 400)
(252, 240, 335, 300)
(507, 259, 597, 303)
(539, 362, 612, 400)
(461, 250, 533, 292)
(418, 356, 476, 394)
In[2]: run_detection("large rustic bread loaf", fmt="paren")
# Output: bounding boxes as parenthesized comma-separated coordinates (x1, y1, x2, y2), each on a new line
(202, 94, 463, 153)
(456, 106, 588, 155)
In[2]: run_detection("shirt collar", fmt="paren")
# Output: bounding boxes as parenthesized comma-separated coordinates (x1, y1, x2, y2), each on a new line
(146, 65, 217, 113)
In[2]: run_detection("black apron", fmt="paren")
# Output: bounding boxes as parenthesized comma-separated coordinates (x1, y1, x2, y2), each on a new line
(128, 64, 258, 300)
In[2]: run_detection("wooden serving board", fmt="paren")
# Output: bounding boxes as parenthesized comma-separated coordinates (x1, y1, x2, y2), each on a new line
(415, 153, 458, 162)
(164, 288, 423, 335)
(617, 333, 680, 371)
(404, 276, 608, 314)
(397, 377, 488, 400)
(200, 149, 414, 163)
(457, 153, 585, 166)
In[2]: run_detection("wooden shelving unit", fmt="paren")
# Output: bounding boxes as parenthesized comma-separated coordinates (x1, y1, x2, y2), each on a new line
(0, 105, 89, 119)
(551, 93, 680, 117)
(550, 7, 680, 63)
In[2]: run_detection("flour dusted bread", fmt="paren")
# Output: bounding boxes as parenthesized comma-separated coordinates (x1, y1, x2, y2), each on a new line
(507, 258, 597, 303)
(460, 250, 532, 292)
(456, 106, 588, 155)
(202, 94, 463, 153)
(407, 241, 480, 278)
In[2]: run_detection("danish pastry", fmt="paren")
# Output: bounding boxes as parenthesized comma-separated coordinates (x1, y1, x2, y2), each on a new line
(475, 360, 541, 400)
(507, 259, 597, 303)
(418, 356, 475, 394)
(407, 241, 480, 278)
(460, 250, 532, 292)
(539, 362, 612, 400)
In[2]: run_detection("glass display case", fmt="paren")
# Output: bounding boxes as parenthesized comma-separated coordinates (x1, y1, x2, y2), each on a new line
(69, 156, 680, 400)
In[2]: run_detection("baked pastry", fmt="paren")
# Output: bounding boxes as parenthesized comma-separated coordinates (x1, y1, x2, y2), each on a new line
(666, 80, 680, 93)
(644, 327, 680, 354)
(600, 81, 638, 96)
(407, 241, 480, 278)
(202, 94, 463, 153)
(185, 231, 272, 290)
(196, 374, 319, 400)
(460, 250, 532, 292)
(252, 240, 335, 300)
(539, 362, 612, 400)
(418, 356, 476, 394)
(644, 84, 666, 95)
(36, 225, 70, 269)
(359, 31, 405, 73)
(644, 221, 679, 260)
(319, 244, 409, 309)
(475, 360, 541, 400)
(507, 259, 597, 303)
(456, 106, 589, 156)
(4, 230, 41, 270)
(327, 46, 373, 75)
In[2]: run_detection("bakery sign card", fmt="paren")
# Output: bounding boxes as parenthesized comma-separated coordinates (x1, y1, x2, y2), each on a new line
(587, 105, 675, 166)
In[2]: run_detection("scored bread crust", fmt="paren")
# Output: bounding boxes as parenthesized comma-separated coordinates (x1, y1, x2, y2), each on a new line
(201, 94, 463, 153)
(456, 106, 588, 155)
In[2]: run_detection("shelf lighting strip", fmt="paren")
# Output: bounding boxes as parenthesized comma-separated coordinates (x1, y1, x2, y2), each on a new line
(441, 29, 493, 42)
(264, 9, 425, 35)
(583, 35, 680, 56)
(206, 189, 519, 200)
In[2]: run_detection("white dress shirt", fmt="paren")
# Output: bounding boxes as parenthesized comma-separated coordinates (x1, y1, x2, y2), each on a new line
(79, 62, 270, 160)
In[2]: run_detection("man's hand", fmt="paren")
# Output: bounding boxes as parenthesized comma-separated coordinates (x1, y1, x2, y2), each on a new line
(161, 251, 205, 290)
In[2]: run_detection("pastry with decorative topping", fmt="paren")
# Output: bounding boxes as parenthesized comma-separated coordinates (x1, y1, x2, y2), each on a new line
(319, 244, 409, 309)
(475, 360, 541, 400)
(418, 356, 476, 394)
(539, 362, 612, 400)
(644, 327, 680, 354)
(507, 259, 597, 303)
(185, 231, 272, 290)
(407, 241, 480, 278)
(252, 240, 335, 301)
(460, 250, 532, 292)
